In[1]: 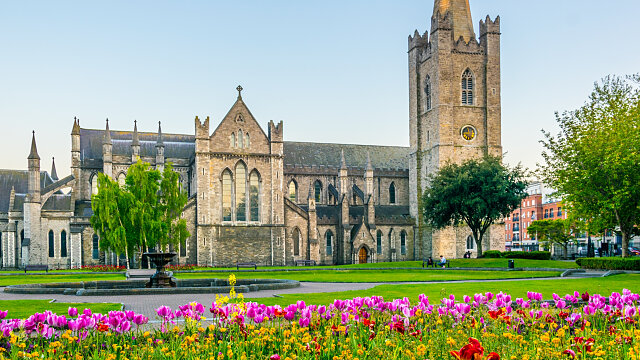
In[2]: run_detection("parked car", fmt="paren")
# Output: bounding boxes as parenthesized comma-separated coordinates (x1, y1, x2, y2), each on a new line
(628, 247, 640, 256)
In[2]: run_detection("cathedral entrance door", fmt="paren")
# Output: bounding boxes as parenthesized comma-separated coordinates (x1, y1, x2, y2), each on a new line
(358, 247, 368, 264)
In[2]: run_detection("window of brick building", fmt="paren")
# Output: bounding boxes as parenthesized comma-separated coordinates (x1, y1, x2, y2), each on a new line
(376, 231, 382, 255)
(92, 234, 99, 260)
(424, 76, 432, 110)
(461, 69, 474, 105)
(48, 230, 55, 258)
(60, 230, 67, 258)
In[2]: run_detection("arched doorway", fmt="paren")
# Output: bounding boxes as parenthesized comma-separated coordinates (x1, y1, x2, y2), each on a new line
(358, 247, 368, 264)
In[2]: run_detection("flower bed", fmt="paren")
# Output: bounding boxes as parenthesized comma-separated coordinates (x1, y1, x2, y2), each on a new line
(0, 289, 639, 359)
(76, 265, 126, 272)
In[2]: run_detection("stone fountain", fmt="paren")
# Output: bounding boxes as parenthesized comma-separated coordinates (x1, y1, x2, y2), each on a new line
(143, 252, 177, 288)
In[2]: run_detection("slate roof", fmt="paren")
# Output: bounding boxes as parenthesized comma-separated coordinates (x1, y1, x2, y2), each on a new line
(0, 170, 54, 213)
(79, 129, 195, 161)
(283, 142, 410, 170)
(42, 194, 72, 211)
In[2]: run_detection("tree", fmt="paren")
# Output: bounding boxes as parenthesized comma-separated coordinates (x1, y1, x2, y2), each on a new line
(91, 160, 190, 267)
(421, 155, 528, 257)
(540, 75, 640, 257)
(527, 219, 575, 259)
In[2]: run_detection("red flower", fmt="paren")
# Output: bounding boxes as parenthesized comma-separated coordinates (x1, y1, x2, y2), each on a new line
(97, 324, 109, 332)
(269, 355, 281, 360)
(450, 338, 500, 360)
(486, 353, 500, 360)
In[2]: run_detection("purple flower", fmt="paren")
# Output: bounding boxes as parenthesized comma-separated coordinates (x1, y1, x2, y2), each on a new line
(156, 306, 172, 318)
(68, 308, 78, 317)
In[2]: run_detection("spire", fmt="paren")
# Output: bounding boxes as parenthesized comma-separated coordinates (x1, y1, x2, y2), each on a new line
(340, 149, 347, 170)
(433, 0, 476, 42)
(51, 157, 58, 181)
(71, 116, 80, 135)
(156, 121, 164, 146)
(366, 152, 373, 171)
(132, 120, 140, 146)
(28, 131, 40, 160)
(103, 118, 112, 144)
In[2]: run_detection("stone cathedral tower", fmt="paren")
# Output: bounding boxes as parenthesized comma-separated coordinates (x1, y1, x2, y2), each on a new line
(409, 0, 503, 259)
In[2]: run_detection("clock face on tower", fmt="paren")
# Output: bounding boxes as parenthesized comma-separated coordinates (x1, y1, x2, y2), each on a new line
(461, 126, 476, 141)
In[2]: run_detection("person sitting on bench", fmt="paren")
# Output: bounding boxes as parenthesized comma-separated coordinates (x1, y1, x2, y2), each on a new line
(426, 257, 434, 267)
(439, 255, 447, 268)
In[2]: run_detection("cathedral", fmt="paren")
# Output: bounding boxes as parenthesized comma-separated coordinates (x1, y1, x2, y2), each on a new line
(0, 0, 504, 268)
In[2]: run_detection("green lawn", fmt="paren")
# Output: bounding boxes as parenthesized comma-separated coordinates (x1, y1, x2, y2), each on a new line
(0, 300, 121, 319)
(176, 269, 561, 283)
(252, 274, 640, 307)
(0, 274, 125, 286)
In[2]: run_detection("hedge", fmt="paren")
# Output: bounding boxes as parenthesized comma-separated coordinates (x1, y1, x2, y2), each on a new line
(502, 251, 551, 260)
(576, 257, 640, 271)
(482, 250, 503, 258)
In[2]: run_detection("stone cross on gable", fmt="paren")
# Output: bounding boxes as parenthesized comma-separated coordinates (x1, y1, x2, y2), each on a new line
(236, 85, 243, 99)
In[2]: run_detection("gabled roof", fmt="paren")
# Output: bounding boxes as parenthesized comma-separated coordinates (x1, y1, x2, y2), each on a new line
(0, 170, 54, 213)
(283, 142, 410, 170)
(79, 128, 195, 161)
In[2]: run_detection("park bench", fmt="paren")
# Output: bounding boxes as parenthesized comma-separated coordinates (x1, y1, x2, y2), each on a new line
(295, 260, 316, 266)
(422, 259, 450, 268)
(24, 265, 49, 273)
(236, 262, 257, 270)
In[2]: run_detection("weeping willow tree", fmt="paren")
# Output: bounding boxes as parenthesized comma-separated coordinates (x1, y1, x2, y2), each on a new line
(91, 160, 190, 268)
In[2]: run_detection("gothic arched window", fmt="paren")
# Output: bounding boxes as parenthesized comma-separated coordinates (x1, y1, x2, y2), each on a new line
(222, 170, 232, 221)
(314, 181, 322, 203)
(467, 235, 475, 250)
(235, 162, 247, 222)
(92, 234, 99, 259)
(90, 173, 99, 196)
(425, 75, 432, 110)
(237, 130, 244, 149)
(400, 231, 407, 255)
(60, 230, 67, 258)
(288, 180, 297, 202)
(231, 133, 236, 148)
(389, 182, 396, 204)
(48, 230, 55, 258)
(293, 228, 300, 256)
(117, 173, 126, 187)
(376, 230, 382, 255)
(249, 171, 260, 222)
(325, 230, 333, 255)
(245, 133, 250, 148)
(462, 69, 474, 105)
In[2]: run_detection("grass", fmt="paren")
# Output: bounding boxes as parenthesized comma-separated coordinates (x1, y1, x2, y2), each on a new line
(176, 269, 561, 283)
(253, 274, 640, 307)
(0, 300, 121, 319)
(0, 274, 125, 286)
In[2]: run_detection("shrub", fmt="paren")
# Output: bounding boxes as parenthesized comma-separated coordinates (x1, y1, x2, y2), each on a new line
(576, 257, 640, 270)
(482, 250, 503, 258)
(502, 251, 551, 260)
(166, 264, 197, 271)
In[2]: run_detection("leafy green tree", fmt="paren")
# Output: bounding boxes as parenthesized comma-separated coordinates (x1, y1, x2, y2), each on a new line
(540, 74, 640, 257)
(91, 160, 190, 267)
(421, 156, 528, 257)
(90, 174, 136, 268)
(527, 219, 576, 259)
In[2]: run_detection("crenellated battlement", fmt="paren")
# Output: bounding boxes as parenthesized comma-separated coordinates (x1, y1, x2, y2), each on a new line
(479, 15, 501, 37)
(453, 36, 483, 54)
(430, 10, 453, 35)
(268, 120, 283, 142)
(195, 116, 209, 139)
(408, 30, 429, 51)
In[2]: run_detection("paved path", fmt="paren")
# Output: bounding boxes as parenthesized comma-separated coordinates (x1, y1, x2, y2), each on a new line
(0, 275, 584, 319)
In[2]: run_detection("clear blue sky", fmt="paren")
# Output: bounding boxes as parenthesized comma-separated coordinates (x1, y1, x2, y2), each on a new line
(0, 0, 637, 177)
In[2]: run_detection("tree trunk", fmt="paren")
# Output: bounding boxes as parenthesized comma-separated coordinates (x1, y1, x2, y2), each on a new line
(562, 244, 568, 260)
(475, 232, 483, 258)
(125, 247, 130, 270)
(621, 231, 630, 258)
